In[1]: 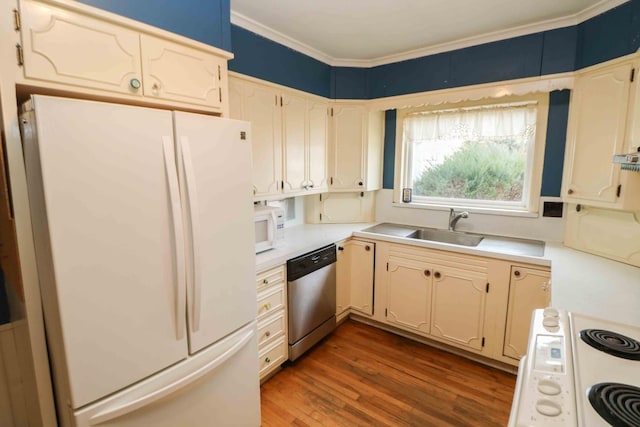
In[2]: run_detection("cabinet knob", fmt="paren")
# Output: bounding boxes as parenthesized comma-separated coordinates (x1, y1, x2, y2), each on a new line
(152, 82, 161, 94)
(514, 270, 521, 277)
(263, 303, 271, 311)
(567, 189, 574, 195)
(424, 270, 431, 277)
(129, 78, 141, 90)
(338, 246, 344, 251)
(365, 245, 371, 251)
(263, 279, 269, 285)
(358, 181, 363, 186)
(265, 331, 271, 337)
(265, 357, 271, 363)
(434, 271, 441, 279)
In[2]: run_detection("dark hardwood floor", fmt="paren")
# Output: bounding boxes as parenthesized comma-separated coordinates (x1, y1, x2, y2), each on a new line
(260, 320, 516, 426)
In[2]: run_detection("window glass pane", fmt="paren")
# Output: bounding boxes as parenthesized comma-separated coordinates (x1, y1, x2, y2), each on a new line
(402, 102, 536, 205)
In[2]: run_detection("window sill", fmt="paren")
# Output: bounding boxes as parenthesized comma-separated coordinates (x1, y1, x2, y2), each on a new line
(391, 201, 540, 218)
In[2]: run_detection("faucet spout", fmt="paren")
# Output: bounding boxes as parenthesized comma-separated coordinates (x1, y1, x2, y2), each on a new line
(448, 208, 469, 231)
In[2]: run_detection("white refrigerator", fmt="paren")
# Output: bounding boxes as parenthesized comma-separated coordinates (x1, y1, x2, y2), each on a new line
(20, 95, 261, 426)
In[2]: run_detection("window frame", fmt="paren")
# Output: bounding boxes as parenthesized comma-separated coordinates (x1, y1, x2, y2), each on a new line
(393, 93, 550, 215)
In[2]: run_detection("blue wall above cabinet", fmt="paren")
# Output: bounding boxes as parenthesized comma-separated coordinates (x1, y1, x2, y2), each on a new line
(75, 0, 231, 51)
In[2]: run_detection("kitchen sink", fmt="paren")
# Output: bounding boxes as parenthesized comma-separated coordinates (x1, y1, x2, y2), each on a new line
(406, 228, 484, 247)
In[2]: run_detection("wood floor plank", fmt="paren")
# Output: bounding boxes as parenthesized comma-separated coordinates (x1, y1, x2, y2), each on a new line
(261, 320, 516, 426)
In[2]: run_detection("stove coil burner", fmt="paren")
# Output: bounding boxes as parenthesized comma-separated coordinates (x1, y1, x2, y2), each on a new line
(589, 383, 640, 427)
(580, 329, 640, 360)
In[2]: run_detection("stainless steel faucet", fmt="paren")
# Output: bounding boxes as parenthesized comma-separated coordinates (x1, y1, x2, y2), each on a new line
(448, 208, 469, 231)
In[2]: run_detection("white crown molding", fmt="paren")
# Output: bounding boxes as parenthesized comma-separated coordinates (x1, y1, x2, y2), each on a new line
(230, 11, 333, 64)
(231, 0, 630, 68)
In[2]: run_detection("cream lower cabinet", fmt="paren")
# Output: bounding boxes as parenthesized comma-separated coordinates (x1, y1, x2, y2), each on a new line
(329, 103, 384, 192)
(336, 239, 375, 321)
(256, 265, 287, 381)
(562, 56, 640, 211)
(386, 256, 432, 335)
(503, 265, 551, 360)
(18, 0, 230, 113)
(229, 75, 328, 200)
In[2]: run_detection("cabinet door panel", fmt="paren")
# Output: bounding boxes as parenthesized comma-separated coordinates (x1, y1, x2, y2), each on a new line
(336, 241, 350, 317)
(430, 267, 487, 351)
(308, 101, 329, 192)
(243, 83, 282, 198)
(503, 267, 550, 360)
(386, 259, 430, 334)
(21, 0, 142, 95)
(140, 34, 223, 109)
(282, 93, 307, 194)
(330, 105, 364, 190)
(349, 240, 374, 316)
(564, 63, 631, 204)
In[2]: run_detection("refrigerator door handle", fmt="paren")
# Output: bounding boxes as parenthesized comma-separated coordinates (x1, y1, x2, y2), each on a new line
(163, 137, 186, 341)
(88, 327, 256, 425)
(179, 136, 202, 332)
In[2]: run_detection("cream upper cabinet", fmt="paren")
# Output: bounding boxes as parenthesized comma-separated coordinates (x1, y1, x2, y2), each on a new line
(503, 266, 550, 360)
(329, 103, 384, 192)
(430, 265, 488, 351)
(386, 256, 432, 335)
(229, 79, 282, 198)
(563, 58, 640, 210)
(139, 34, 225, 109)
(229, 75, 328, 200)
(17, 0, 230, 114)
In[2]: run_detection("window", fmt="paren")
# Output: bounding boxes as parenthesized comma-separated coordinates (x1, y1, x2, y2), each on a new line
(396, 94, 549, 213)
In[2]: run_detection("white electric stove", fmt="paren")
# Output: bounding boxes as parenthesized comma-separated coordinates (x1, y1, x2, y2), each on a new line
(509, 308, 640, 426)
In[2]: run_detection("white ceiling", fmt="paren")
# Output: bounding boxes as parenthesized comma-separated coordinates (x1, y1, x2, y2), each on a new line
(230, 0, 628, 66)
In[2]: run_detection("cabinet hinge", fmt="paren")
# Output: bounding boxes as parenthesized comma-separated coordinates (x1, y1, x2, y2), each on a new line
(319, 213, 323, 221)
(617, 184, 622, 198)
(386, 262, 389, 271)
(330, 108, 333, 117)
(15, 44, 23, 66)
(481, 337, 485, 347)
(218, 87, 222, 103)
(385, 308, 388, 317)
(13, 9, 20, 31)
(631, 68, 636, 83)
(330, 177, 333, 185)
(280, 96, 283, 107)
(319, 194, 322, 201)
(275, 95, 278, 106)
(218, 65, 221, 81)
(281, 181, 284, 190)
(486, 283, 490, 293)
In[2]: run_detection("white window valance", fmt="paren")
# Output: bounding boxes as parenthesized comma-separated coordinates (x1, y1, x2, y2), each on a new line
(403, 102, 537, 142)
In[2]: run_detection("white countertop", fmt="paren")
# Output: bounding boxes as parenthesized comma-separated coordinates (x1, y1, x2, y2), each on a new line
(257, 222, 640, 327)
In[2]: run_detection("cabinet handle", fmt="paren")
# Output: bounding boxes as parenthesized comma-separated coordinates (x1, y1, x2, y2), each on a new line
(263, 279, 269, 285)
(424, 270, 431, 277)
(434, 271, 441, 279)
(365, 245, 371, 251)
(338, 246, 344, 251)
(265, 331, 271, 337)
(263, 303, 271, 311)
(567, 189, 574, 195)
(265, 357, 271, 363)
(514, 270, 521, 277)
(129, 78, 141, 90)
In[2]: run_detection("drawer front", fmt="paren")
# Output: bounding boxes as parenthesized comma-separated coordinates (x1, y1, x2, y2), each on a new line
(256, 265, 285, 291)
(257, 310, 285, 348)
(257, 285, 284, 321)
(259, 337, 287, 378)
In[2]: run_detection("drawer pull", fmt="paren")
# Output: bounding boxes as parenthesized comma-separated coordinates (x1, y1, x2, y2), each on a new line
(265, 357, 271, 363)
(423, 269, 431, 277)
(263, 279, 269, 285)
(434, 271, 441, 279)
(263, 303, 271, 311)
(265, 331, 271, 337)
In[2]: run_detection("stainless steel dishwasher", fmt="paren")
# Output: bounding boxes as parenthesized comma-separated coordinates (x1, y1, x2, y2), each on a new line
(287, 243, 337, 361)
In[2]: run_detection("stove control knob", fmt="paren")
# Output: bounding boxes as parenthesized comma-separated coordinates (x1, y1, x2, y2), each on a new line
(543, 317, 559, 329)
(538, 378, 561, 395)
(536, 399, 562, 417)
(543, 308, 559, 318)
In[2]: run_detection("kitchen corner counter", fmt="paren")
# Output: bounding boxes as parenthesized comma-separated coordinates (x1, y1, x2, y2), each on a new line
(255, 223, 375, 272)
(545, 243, 640, 327)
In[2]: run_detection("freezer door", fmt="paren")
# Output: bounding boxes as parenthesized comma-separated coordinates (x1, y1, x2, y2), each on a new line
(73, 321, 261, 427)
(22, 96, 188, 409)
(173, 112, 256, 353)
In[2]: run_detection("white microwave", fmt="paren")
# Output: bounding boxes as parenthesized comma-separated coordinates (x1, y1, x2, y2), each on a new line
(254, 206, 284, 253)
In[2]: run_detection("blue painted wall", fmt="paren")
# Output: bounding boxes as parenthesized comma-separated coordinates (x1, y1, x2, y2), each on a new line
(76, 0, 232, 51)
(228, 26, 331, 98)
